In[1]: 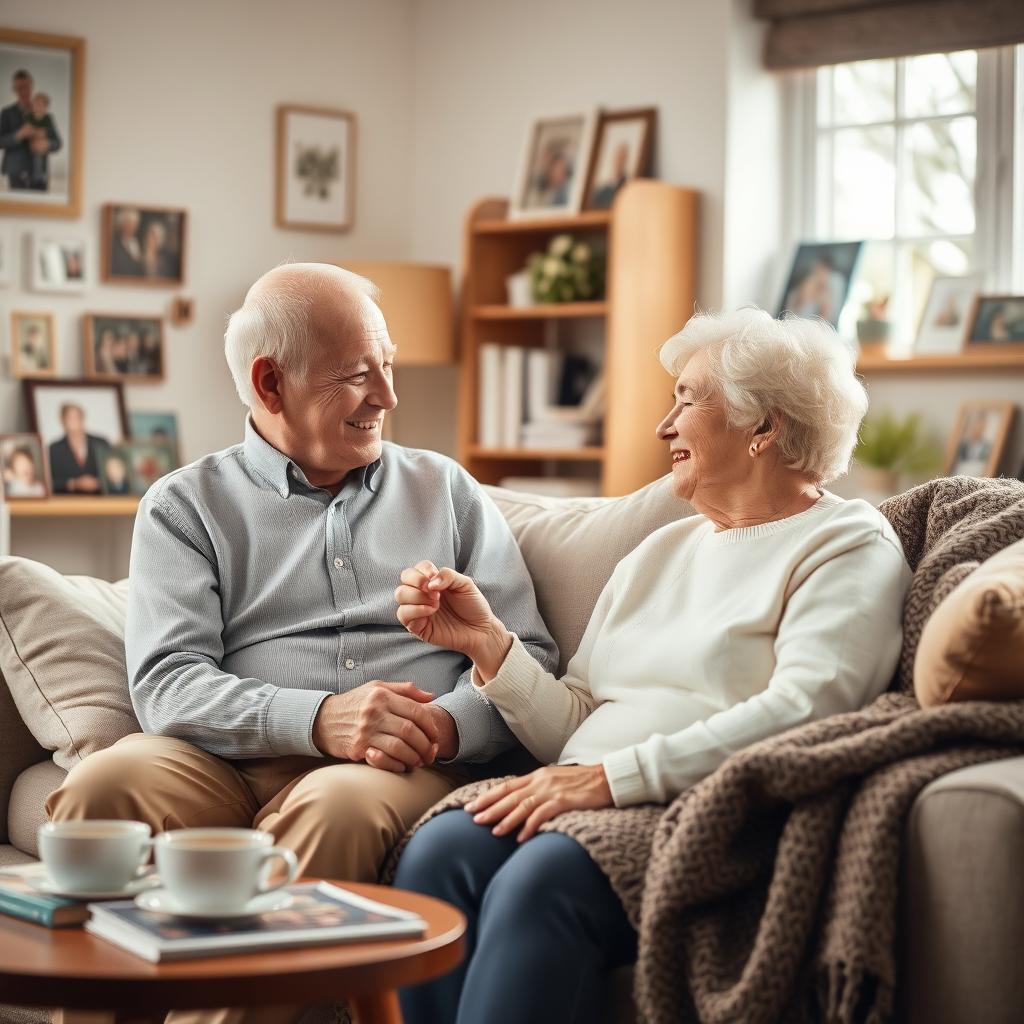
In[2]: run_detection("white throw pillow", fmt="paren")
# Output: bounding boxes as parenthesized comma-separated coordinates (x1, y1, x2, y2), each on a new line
(0, 557, 138, 771)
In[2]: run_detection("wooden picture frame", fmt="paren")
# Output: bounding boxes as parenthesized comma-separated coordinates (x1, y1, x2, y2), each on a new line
(0, 432, 50, 500)
(10, 310, 56, 378)
(945, 400, 1016, 478)
(275, 104, 356, 233)
(964, 294, 1024, 352)
(101, 203, 187, 286)
(582, 107, 656, 212)
(510, 110, 597, 220)
(0, 28, 84, 219)
(82, 312, 165, 383)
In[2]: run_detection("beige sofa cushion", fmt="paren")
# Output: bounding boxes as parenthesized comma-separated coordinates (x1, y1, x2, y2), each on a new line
(0, 557, 139, 771)
(485, 475, 690, 672)
(914, 538, 1024, 707)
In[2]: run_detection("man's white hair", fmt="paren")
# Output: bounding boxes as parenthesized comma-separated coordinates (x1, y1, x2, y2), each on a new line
(659, 307, 868, 484)
(224, 262, 379, 408)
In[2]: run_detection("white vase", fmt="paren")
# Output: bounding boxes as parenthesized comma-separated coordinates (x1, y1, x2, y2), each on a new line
(506, 270, 533, 308)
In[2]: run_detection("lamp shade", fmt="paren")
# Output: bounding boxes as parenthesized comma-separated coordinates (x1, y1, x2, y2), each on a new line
(343, 261, 454, 366)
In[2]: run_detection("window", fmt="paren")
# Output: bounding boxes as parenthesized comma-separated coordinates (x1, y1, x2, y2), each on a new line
(798, 48, 1020, 350)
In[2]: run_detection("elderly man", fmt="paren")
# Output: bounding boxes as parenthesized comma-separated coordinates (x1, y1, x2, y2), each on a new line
(47, 263, 556, 893)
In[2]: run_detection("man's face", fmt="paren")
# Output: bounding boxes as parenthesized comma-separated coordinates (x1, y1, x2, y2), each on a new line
(277, 293, 398, 481)
(13, 75, 31, 106)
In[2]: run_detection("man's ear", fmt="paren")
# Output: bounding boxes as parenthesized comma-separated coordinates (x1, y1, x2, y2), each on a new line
(250, 356, 284, 414)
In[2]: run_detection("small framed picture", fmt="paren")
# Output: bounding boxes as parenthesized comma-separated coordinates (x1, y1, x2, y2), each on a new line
(10, 310, 56, 377)
(0, 433, 49, 500)
(23, 378, 129, 495)
(777, 241, 864, 330)
(276, 105, 356, 233)
(945, 401, 1016, 478)
(118, 439, 178, 494)
(914, 275, 982, 355)
(0, 29, 85, 218)
(129, 411, 181, 467)
(101, 204, 187, 286)
(83, 313, 165, 383)
(511, 111, 597, 219)
(29, 233, 89, 292)
(582, 107, 656, 211)
(964, 295, 1024, 349)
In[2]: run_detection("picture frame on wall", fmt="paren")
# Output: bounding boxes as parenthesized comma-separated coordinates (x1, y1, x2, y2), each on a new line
(510, 110, 597, 220)
(30, 232, 89, 292)
(913, 274, 982, 355)
(776, 240, 864, 330)
(10, 310, 56, 378)
(582, 107, 656, 211)
(101, 204, 187, 286)
(0, 432, 49, 500)
(964, 295, 1024, 349)
(276, 104, 356, 233)
(0, 28, 84, 218)
(23, 378, 129, 496)
(0, 225, 14, 286)
(82, 313, 165, 383)
(945, 401, 1016, 478)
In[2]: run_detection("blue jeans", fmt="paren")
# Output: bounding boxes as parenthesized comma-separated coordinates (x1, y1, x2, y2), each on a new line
(393, 809, 637, 1024)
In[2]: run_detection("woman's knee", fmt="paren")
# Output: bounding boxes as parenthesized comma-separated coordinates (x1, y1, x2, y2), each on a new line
(394, 810, 486, 890)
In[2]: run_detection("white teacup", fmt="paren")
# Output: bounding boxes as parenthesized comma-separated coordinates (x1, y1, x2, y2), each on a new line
(154, 828, 298, 914)
(38, 820, 153, 894)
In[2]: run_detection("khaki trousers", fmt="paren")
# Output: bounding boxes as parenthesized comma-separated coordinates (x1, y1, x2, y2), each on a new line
(46, 732, 473, 1024)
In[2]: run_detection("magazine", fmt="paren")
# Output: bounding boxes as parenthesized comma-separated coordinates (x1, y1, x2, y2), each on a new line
(0, 863, 88, 928)
(86, 881, 426, 962)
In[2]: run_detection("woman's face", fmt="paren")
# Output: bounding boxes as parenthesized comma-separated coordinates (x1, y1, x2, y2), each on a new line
(655, 348, 757, 504)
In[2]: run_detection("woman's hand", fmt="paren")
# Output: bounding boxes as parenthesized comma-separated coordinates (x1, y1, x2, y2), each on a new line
(464, 764, 614, 842)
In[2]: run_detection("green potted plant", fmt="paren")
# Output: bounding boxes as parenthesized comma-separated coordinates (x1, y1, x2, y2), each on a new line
(854, 410, 942, 495)
(527, 234, 605, 304)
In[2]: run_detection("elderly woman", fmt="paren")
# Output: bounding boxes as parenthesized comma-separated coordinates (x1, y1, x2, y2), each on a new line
(392, 308, 911, 1024)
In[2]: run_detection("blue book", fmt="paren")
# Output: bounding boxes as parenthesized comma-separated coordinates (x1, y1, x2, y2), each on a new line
(0, 864, 89, 928)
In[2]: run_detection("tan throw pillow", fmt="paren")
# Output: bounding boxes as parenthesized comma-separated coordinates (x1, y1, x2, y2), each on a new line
(0, 557, 139, 770)
(485, 475, 691, 673)
(914, 538, 1024, 707)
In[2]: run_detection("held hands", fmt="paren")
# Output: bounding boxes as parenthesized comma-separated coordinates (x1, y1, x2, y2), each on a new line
(464, 764, 614, 842)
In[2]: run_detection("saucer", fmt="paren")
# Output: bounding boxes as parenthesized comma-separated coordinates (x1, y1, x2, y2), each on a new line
(29, 872, 160, 901)
(134, 888, 293, 920)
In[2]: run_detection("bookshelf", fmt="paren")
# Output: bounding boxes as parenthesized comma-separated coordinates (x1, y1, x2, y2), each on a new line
(7, 497, 140, 517)
(458, 180, 698, 496)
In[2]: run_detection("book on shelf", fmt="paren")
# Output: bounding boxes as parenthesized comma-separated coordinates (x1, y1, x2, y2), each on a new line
(478, 343, 504, 448)
(85, 881, 427, 962)
(0, 863, 90, 927)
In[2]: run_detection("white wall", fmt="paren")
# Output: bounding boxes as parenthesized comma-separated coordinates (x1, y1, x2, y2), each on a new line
(2, 0, 416, 576)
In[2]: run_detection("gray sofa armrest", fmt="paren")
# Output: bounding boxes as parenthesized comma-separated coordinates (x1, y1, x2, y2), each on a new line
(0, 671, 48, 846)
(904, 756, 1024, 1024)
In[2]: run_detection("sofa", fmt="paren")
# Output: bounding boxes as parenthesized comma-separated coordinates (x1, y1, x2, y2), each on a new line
(1, 476, 1023, 1024)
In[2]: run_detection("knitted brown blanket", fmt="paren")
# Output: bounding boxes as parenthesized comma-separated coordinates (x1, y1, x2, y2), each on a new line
(384, 476, 1024, 1024)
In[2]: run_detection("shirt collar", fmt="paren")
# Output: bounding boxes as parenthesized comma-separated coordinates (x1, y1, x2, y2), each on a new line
(243, 417, 383, 498)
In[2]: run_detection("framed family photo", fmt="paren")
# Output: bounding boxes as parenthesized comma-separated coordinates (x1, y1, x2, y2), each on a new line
(10, 310, 55, 377)
(0, 432, 49, 500)
(0, 28, 84, 218)
(913, 275, 982, 355)
(23, 378, 128, 495)
(945, 401, 1016, 478)
(129, 410, 181, 466)
(582, 107, 656, 211)
(511, 111, 596, 219)
(965, 295, 1024, 349)
(30, 232, 88, 292)
(101, 204, 187, 286)
(276, 104, 356, 233)
(104, 440, 177, 496)
(777, 241, 864, 330)
(83, 313, 165, 383)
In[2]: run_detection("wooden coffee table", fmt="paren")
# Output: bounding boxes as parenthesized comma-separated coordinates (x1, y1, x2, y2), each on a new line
(0, 880, 465, 1024)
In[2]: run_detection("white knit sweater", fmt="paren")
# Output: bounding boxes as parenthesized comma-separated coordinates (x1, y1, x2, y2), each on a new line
(474, 491, 912, 807)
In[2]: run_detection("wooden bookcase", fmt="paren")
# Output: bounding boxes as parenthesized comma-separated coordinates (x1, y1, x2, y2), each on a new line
(457, 180, 698, 496)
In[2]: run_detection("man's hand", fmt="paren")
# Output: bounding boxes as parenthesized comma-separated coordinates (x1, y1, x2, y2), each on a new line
(311, 681, 441, 772)
(15, 124, 34, 140)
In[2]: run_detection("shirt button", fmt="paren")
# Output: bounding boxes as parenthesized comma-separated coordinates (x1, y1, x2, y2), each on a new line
(334, 557, 344, 569)
(344, 658, 356, 670)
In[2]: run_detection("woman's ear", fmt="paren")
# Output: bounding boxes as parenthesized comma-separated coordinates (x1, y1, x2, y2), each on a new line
(749, 417, 779, 456)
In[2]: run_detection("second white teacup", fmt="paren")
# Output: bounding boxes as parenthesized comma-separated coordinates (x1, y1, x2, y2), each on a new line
(38, 820, 152, 894)
(154, 828, 298, 914)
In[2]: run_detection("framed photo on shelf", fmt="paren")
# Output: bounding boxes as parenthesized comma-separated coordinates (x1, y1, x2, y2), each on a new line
(275, 104, 356, 233)
(10, 310, 56, 377)
(776, 241, 863, 330)
(945, 401, 1016, 478)
(30, 233, 88, 292)
(23, 378, 129, 496)
(101, 204, 187, 286)
(913, 275, 982, 355)
(129, 410, 181, 467)
(109, 439, 177, 495)
(510, 110, 597, 219)
(0, 28, 84, 218)
(83, 313, 165, 383)
(964, 295, 1024, 349)
(0, 432, 49, 500)
(582, 107, 656, 212)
